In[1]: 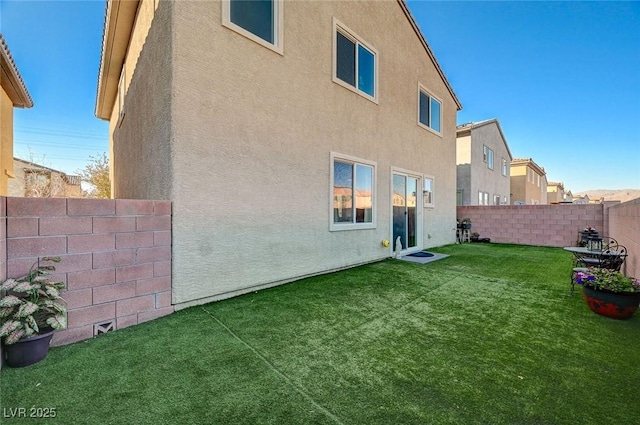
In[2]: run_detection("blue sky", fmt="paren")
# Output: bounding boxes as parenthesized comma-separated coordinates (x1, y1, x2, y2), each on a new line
(1, 0, 639, 193)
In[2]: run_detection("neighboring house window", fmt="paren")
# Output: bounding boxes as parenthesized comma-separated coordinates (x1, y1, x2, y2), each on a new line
(330, 152, 376, 231)
(501, 158, 507, 176)
(494, 195, 501, 205)
(222, 0, 283, 53)
(483, 145, 493, 169)
(478, 191, 489, 206)
(333, 18, 377, 102)
(423, 176, 434, 207)
(418, 85, 442, 134)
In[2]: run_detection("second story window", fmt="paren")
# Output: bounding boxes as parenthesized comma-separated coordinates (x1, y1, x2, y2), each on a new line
(502, 158, 507, 176)
(223, 0, 283, 53)
(483, 146, 494, 169)
(333, 19, 377, 102)
(418, 85, 442, 134)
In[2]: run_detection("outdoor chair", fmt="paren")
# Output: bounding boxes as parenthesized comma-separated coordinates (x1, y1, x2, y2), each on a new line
(570, 245, 628, 295)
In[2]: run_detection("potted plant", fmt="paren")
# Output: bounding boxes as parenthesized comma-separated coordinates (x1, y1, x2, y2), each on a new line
(0, 257, 67, 367)
(575, 268, 640, 320)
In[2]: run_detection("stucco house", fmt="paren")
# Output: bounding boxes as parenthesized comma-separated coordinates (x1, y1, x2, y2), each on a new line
(510, 158, 548, 205)
(547, 181, 573, 204)
(0, 34, 33, 196)
(8, 157, 82, 198)
(455, 119, 512, 206)
(95, 0, 462, 308)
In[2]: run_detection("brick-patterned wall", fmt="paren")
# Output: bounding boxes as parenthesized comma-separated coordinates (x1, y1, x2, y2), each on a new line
(4, 197, 173, 347)
(457, 204, 605, 248)
(608, 198, 640, 279)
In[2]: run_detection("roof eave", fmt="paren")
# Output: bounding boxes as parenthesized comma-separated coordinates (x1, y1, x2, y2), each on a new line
(0, 34, 34, 108)
(94, 0, 140, 121)
(398, 0, 462, 111)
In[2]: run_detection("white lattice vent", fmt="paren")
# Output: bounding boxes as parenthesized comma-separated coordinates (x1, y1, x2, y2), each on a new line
(94, 321, 115, 336)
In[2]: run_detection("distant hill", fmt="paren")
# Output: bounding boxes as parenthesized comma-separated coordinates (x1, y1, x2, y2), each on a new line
(574, 189, 640, 203)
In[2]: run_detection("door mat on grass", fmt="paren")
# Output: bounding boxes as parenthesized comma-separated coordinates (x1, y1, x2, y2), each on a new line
(399, 251, 449, 264)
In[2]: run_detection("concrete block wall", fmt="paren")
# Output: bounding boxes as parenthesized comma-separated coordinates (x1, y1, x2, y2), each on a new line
(4, 197, 173, 347)
(608, 198, 640, 279)
(457, 204, 605, 248)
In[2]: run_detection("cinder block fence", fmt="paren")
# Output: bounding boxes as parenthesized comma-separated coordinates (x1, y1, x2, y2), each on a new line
(1, 197, 173, 347)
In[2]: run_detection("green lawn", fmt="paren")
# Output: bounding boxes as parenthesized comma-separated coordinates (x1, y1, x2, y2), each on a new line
(2, 243, 639, 424)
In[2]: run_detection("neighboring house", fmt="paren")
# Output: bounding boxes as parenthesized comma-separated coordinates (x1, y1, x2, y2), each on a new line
(95, 0, 462, 308)
(0, 34, 33, 196)
(455, 118, 512, 206)
(564, 189, 574, 203)
(573, 194, 590, 205)
(547, 181, 570, 204)
(8, 158, 82, 198)
(510, 158, 548, 205)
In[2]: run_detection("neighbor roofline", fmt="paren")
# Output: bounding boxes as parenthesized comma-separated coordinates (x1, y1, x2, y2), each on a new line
(511, 157, 546, 176)
(398, 0, 462, 111)
(0, 34, 34, 108)
(456, 118, 513, 160)
(94, 0, 140, 120)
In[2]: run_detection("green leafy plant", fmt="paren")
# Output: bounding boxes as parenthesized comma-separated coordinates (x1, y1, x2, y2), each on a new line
(0, 257, 67, 345)
(576, 268, 640, 293)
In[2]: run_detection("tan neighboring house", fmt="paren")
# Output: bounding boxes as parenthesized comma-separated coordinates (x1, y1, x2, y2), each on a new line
(510, 158, 548, 205)
(455, 118, 512, 206)
(1, 34, 33, 196)
(547, 181, 573, 204)
(8, 158, 82, 198)
(95, 0, 462, 308)
(573, 194, 590, 205)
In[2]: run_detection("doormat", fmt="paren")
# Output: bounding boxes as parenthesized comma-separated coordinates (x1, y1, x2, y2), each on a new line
(399, 251, 449, 264)
(407, 252, 434, 258)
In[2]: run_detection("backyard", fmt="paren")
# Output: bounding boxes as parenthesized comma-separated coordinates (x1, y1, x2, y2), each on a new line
(1, 243, 639, 424)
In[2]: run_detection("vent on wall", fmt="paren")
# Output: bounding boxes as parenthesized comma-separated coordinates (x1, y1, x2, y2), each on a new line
(94, 321, 115, 336)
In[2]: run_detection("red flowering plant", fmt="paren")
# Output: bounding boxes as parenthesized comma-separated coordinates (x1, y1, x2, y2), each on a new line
(575, 268, 640, 294)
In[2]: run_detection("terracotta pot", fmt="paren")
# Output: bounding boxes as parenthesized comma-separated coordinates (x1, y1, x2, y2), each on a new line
(582, 286, 640, 320)
(3, 328, 55, 368)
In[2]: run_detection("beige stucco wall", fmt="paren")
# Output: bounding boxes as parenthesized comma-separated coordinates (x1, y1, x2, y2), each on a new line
(510, 164, 547, 205)
(1, 88, 14, 196)
(111, 0, 172, 200)
(470, 124, 510, 205)
(112, 1, 459, 307)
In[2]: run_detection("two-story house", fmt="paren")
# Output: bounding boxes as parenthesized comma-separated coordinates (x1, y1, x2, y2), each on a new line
(8, 158, 82, 198)
(455, 119, 512, 206)
(510, 158, 548, 205)
(547, 181, 573, 204)
(0, 34, 33, 196)
(95, 0, 462, 308)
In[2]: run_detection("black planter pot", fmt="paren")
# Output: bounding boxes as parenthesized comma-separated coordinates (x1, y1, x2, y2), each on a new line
(3, 329, 55, 368)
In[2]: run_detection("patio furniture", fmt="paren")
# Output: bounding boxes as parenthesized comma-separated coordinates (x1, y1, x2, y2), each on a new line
(566, 245, 628, 294)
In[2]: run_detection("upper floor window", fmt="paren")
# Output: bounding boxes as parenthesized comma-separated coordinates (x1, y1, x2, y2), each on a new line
(223, 0, 283, 54)
(501, 158, 507, 176)
(418, 85, 442, 134)
(483, 145, 494, 169)
(333, 18, 377, 102)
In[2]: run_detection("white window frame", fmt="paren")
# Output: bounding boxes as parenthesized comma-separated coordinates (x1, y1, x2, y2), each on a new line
(222, 0, 284, 55)
(487, 149, 494, 170)
(417, 84, 442, 135)
(501, 158, 508, 176)
(423, 175, 434, 208)
(117, 64, 126, 126)
(332, 18, 378, 104)
(330, 152, 377, 231)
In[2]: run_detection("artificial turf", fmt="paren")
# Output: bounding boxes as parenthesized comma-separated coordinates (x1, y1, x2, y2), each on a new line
(1, 243, 639, 424)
